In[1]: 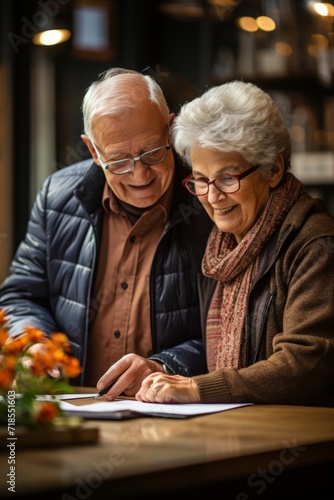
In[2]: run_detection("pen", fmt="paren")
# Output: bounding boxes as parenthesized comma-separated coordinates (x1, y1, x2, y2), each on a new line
(94, 377, 120, 398)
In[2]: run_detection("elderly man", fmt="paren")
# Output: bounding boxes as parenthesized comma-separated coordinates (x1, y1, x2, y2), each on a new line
(0, 68, 213, 396)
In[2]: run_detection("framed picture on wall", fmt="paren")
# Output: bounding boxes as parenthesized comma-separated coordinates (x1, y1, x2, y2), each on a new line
(72, 0, 118, 62)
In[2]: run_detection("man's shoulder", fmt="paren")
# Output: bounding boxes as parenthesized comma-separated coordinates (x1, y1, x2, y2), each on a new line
(45, 159, 104, 196)
(50, 159, 96, 182)
(39, 159, 105, 213)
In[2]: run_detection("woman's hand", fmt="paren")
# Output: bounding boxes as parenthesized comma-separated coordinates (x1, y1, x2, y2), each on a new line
(136, 373, 200, 404)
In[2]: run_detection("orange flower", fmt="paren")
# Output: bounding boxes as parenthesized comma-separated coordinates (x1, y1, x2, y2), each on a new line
(38, 342, 64, 366)
(3, 355, 17, 370)
(1, 309, 81, 394)
(3, 335, 29, 355)
(50, 348, 67, 364)
(50, 332, 71, 351)
(0, 308, 8, 326)
(61, 356, 82, 378)
(34, 401, 60, 424)
(0, 308, 82, 428)
(28, 348, 55, 376)
(25, 326, 45, 344)
(0, 328, 9, 347)
(28, 354, 49, 377)
(43, 338, 58, 353)
(0, 367, 14, 389)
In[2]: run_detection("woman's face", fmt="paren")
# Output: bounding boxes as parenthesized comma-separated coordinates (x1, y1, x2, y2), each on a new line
(189, 147, 282, 243)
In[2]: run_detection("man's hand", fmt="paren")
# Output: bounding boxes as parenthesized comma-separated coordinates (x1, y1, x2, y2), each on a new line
(135, 373, 200, 404)
(96, 353, 165, 400)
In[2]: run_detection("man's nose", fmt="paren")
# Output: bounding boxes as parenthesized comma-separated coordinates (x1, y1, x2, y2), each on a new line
(130, 158, 151, 177)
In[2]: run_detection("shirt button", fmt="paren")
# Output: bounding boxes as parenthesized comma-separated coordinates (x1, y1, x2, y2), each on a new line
(121, 281, 128, 289)
(114, 330, 121, 338)
(129, 236, 136, 243)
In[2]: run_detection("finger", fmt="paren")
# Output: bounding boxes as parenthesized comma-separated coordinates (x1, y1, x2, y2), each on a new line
(139, 386, 156, 403)
(97, 354, 138, 390)
(135, 392, 144, 402)
(136, 380, 161, 403)
(140, 372, 160, 389)
(149, 383, 159, 398)
(122, 382, 136, 396)
(104, 374, 137, 400)
(97, 367, 122, 391)
(135, 373, 161, 400)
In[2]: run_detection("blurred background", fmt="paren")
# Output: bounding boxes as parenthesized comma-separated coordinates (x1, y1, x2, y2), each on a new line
(1, 0, 334, 281)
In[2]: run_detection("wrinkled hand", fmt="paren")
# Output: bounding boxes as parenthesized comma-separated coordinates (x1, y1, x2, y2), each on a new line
(135, 373, 200, 404)
(96, 353, 165, 400)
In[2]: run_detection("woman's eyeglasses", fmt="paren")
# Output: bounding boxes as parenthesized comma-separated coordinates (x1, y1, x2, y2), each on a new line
(182, 164, 260, 196)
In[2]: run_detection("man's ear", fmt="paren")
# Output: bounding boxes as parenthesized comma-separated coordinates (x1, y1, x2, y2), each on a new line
(169, 112, 175, 127)
(81, 134, 100, 165)
(269, 154, 285, 188)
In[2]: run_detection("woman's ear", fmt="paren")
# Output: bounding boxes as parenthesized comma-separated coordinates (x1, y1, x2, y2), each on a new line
(269, 154, 285, 188)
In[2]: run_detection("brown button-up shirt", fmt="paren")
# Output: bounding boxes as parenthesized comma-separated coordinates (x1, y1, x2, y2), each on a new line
(84, 181, 173, 386)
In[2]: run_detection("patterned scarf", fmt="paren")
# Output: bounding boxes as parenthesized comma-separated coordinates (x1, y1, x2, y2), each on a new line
(202, 173, 304, 371)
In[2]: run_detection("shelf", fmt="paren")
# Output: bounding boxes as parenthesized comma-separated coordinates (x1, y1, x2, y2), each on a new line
(210, 73, 334, 94)
(291, 152, 334, 185)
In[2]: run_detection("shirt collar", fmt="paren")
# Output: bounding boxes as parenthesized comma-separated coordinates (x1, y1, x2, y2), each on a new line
(101, 174, 174, 224)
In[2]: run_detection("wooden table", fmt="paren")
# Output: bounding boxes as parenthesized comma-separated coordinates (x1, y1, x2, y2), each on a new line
(1, 394, 334, 500)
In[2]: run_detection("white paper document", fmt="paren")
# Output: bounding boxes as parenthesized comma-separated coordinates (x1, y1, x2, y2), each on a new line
(55, 393, 98, 400)
(59, 399, 252, 420)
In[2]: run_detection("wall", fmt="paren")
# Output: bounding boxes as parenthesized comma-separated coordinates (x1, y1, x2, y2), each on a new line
(0, 2, 13, 282)
(1, 0, 334, 281)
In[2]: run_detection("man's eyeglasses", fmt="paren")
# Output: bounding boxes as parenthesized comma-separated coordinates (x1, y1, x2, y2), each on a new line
(91, 141, 170, 175)
(182, 164, 260, 196)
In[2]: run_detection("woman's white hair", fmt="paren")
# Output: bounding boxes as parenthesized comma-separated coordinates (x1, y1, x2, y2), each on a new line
(82, 67, 170, 140)
(172, 80, 291, 177)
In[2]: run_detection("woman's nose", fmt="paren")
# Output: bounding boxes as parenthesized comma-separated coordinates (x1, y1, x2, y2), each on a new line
(207, 183, 227, 203)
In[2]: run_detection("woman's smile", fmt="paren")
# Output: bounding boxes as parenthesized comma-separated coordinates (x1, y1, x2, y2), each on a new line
(214, 205, 237, 215)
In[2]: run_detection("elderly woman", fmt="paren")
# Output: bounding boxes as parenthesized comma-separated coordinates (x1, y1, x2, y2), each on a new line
(136, 80, 334, 407)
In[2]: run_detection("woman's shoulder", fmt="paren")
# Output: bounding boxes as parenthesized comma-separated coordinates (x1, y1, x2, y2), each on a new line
(286, 191, 334, 237)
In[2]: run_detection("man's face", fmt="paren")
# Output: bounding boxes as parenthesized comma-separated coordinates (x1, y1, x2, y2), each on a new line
(86, 101, 174, 208)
